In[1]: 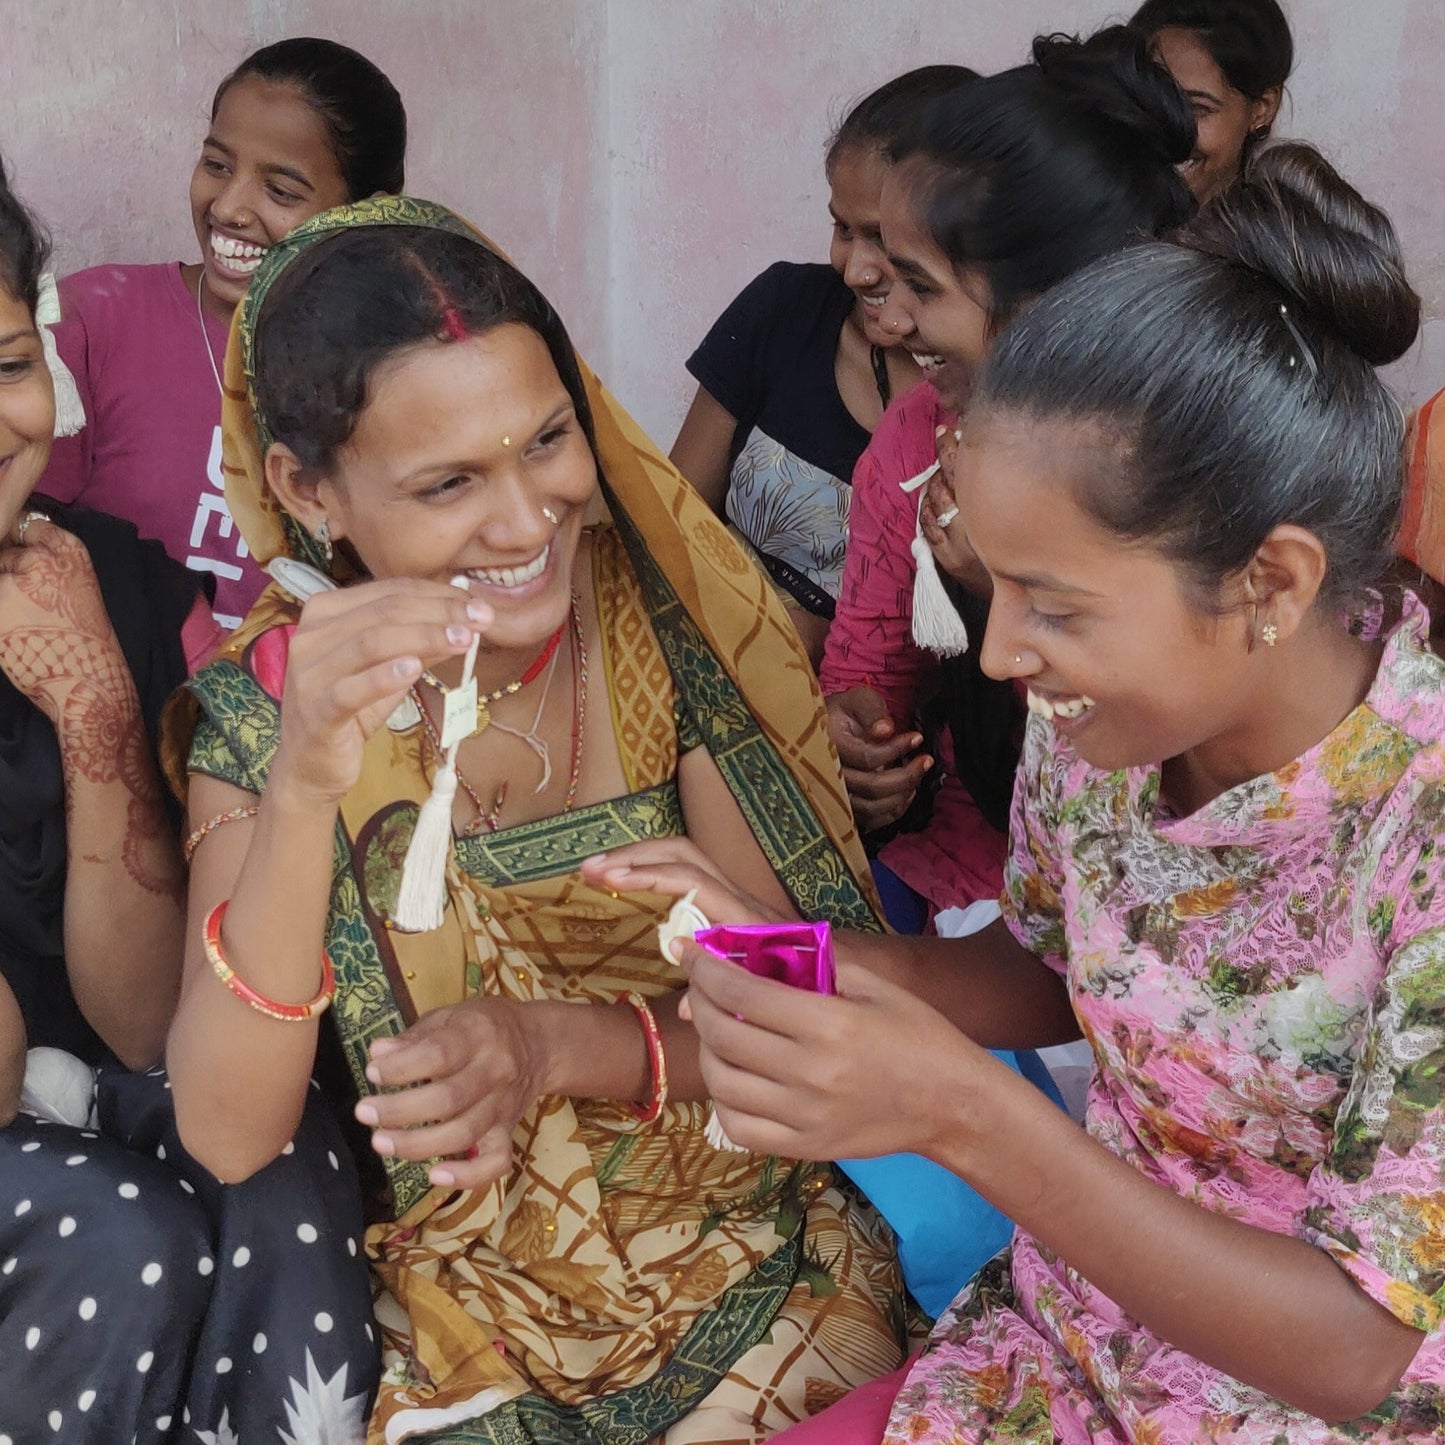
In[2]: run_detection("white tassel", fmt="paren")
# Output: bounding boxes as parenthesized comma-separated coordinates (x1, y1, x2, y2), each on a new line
(910, 523, 970, 657)
(705, 1110, 747, 1152)
(391, 762, 458, 931)
(658, 891, 748, 1152)
(35, 272, 86, 438)
(392, 582, 477, 932)
(899, 460, 971, 656)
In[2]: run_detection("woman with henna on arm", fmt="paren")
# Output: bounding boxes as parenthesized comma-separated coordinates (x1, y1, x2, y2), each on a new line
(0, 168, 378, 1444)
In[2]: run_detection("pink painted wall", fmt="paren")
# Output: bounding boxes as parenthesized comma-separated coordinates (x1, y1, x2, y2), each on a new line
(609, 0, 1445, 440)
(1, 1, 1439, 447)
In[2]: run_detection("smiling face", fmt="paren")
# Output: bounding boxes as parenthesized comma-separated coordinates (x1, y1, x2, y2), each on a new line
(189, 75, 352, 315)
(876, 164, 990, 411)
(0, 283, 54, 536)
(827, 144, 896, 347)
(1152, 27, 1281, 200)
(955, 408, 1264, 773)
(279, 323, 599, 662)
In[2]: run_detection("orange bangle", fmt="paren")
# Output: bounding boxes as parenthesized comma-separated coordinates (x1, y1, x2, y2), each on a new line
(625, 992, 668, 1124)
(203, 899, 335, 1022)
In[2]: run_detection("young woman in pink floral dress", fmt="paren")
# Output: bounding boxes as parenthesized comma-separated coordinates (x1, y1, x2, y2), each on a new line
(591, 143, 1445, 1441)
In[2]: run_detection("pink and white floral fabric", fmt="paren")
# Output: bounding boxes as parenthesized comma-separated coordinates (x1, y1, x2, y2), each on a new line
(888, 599, 1445, 1443)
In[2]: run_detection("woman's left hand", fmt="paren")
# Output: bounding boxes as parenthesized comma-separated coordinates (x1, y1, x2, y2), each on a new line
(920, 427, 987, 593)
(357, 997, 550, 1189)
(0, 517, 128, 724)
(679, 938, 988, 1162)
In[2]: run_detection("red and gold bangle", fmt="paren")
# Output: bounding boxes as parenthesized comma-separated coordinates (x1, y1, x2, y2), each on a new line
(203, 899, 336, 1022)
(625, 991, 668, 1124)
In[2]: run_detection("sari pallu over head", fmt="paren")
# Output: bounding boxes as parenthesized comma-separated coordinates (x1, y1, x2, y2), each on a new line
(165, 198, 899, 1441)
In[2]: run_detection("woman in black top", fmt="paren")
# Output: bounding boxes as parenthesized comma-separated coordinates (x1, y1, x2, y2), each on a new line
(671, 64, 974, 664)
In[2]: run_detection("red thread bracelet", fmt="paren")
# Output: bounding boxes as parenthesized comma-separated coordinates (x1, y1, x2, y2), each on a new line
(203, 899, 336, 1022)
(625, 992, 668, 1124)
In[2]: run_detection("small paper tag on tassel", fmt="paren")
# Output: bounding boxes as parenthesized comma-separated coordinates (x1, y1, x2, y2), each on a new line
(439, 680, 479, 750)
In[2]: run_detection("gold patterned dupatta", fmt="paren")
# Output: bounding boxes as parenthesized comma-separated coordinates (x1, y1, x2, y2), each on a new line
(167, 199, 900, 1442)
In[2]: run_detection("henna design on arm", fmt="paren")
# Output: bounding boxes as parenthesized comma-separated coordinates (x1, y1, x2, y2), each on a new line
(0, 532, 184, 900)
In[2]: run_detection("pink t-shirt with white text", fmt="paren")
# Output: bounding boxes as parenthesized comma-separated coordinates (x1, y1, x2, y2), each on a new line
(43, 262, 264, 629)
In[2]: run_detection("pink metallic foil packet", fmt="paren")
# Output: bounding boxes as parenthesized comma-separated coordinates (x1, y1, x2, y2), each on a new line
(692, 921, 837, 995)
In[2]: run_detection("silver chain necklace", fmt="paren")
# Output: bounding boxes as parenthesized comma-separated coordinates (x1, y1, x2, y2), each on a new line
(194, 268, 224, 397)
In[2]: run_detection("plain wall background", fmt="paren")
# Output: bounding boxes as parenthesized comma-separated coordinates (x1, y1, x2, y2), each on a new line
(2, 0, 1440, 445)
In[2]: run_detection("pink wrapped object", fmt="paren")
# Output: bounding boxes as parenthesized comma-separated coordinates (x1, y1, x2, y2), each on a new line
(692, 921, 837, 995)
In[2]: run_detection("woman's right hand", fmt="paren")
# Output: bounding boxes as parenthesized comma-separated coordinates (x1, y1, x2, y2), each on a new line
(826, 685, 931, 832)
(272, 578, 491, 806)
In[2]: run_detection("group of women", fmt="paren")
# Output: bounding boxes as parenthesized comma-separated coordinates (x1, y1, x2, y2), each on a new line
(0, 2, 1441, 1442)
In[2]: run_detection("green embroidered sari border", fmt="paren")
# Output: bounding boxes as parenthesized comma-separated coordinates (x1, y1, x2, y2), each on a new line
(410, 1236, 800, 1445)
(455, 784, 683, 886)
(606, 488, 881, 935)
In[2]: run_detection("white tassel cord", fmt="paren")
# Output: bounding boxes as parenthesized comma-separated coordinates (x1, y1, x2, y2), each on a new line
(392, 591, 480, 932)
(658, 891, 748, 1152)
(35, 273, 86, 438)
(899, 460, 970, 658)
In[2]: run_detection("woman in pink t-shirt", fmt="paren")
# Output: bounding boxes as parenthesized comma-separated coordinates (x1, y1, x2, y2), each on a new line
(43, 38, 406, 630)
(820, 27, 1196, 922)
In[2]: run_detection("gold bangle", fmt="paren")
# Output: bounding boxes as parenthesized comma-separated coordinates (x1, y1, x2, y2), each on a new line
(184, 805, 260, 863)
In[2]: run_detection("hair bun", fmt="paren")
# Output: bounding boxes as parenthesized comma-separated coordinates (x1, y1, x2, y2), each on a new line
(1181, 142, 1419, 366)
(1031, 26, 1194, 170)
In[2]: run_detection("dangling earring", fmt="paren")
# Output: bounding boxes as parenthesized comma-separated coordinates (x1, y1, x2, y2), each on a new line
(314, 517, 333, 564)
(1261, 621, 1279, 648)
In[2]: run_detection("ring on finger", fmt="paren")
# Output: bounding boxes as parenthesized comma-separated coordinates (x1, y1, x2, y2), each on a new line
(935, 505, 960, 529)
(14, 511, 47, 544)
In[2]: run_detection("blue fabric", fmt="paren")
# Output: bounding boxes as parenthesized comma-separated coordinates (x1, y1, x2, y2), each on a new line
(838, 1050, 1064, 1319)
(868, 858, 929, 935)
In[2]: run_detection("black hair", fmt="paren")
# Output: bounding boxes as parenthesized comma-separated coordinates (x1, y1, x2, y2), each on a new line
(825, 65, 980, 174)
(214, 37, 407, 199)
(252, 223, 597, 476)
(1130, 0, 1293, 101)
(973, 142, 1420, 610)
(0, 159, 48, 315)
(889, 27, 1197, 327)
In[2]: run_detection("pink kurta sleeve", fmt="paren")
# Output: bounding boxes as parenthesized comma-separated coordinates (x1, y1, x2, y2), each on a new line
(819, 387, 942, 728)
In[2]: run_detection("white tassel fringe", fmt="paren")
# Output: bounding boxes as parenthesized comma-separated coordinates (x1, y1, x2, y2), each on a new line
(35, 273, 86, 437)
(910, 526, 970, 657)
(391, 580, 478, 932)
(391, 764, 458, 931)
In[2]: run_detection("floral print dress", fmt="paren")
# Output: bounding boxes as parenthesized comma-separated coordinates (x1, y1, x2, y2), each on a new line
(886, 600, 1445, 1444)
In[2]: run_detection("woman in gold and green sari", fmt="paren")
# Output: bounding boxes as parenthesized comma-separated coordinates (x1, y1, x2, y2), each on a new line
(163, 197, 905, 1443)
